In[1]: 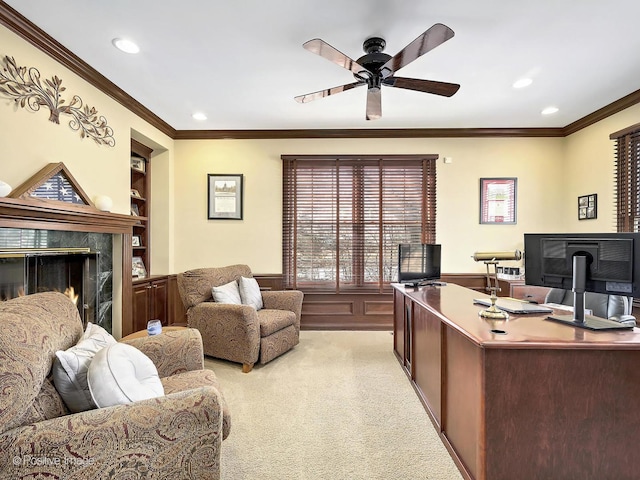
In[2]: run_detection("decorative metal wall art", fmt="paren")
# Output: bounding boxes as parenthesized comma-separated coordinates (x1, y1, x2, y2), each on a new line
(0, 55, 115, 147)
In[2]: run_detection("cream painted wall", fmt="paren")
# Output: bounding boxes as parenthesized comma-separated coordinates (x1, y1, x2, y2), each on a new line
(564, 103, 640, 232)
(0, 25, 175, 336)
(174, 136, 566, 275)
(2, 20, 639, 331)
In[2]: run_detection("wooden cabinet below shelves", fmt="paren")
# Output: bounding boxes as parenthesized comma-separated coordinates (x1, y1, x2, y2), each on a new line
(132, 276, 168, 333)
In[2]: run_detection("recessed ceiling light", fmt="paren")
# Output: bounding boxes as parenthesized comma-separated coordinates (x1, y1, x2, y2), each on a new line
(512, 78, 533, 89)
(541, 106, 559, 115)
(112, 38, 140, 54)
(192, 112, 207, 121)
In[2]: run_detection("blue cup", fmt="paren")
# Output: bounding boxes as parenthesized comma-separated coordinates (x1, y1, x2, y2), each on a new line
(147, 319, 162, 336)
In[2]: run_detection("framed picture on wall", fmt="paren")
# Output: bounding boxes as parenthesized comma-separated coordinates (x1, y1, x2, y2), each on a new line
(479, 178, 517, 224)
(207, 174, 243, 220)
(578, 193, 597, 220)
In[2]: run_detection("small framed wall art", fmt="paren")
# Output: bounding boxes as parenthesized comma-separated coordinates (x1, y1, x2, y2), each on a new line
(578, 193, 597, 220)
(479, 177, 517, 224)
(207, 174, 243, 220)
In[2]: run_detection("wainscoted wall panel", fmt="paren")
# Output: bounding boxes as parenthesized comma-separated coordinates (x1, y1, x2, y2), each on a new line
(302, 301, 354, 315)
(300, 293, 393, 330)
(364, 301, 394, 316)
(255, 273, 508, 330)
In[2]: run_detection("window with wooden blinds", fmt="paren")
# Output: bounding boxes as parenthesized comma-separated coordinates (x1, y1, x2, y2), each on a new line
(611, 123, 640, 232)
(282, 155, 437, 292)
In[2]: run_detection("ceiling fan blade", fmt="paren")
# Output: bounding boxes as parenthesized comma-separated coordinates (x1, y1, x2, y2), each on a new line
(380, 23, 455, 78)
(295, 81, 365, 103)
(384, 77, 460, 97)
(303, 39, 370, 77)
(366, 88, 382, 121)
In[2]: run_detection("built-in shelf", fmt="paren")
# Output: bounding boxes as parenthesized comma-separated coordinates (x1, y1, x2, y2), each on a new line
(131, 139, 151, 277)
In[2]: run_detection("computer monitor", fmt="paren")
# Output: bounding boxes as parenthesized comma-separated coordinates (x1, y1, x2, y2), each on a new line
(397, 244, 441, 287)
(524, 232, 639, 330)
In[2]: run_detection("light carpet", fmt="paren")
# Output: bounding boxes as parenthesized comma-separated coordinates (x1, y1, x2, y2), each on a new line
(205, 330, 463, 480)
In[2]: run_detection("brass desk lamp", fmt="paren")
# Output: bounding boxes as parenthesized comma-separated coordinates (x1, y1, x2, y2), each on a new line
(472, 250, 523, 319)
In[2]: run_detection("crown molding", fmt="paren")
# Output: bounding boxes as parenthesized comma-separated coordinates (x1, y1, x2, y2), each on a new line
(173, 127, 566, 140)
(562, 88, 640, 136)
(1, 3, 638, 141)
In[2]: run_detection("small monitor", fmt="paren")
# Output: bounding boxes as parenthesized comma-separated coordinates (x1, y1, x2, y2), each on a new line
(397, 244, 441, 286)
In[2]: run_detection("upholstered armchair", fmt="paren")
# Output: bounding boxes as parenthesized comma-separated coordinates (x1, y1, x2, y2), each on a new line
(177, 264, 304, 372)
(0, 291, 229, 479)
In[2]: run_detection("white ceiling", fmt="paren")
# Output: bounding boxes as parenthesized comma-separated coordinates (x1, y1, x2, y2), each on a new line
(5, 0, 640, 131)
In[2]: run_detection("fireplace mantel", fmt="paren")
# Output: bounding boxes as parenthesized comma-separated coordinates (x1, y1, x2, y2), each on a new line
(0, 196, 139, 336)
(0, 197, 137, 233)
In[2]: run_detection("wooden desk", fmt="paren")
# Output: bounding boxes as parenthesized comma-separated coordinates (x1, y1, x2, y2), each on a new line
(393, 283, 640, 480)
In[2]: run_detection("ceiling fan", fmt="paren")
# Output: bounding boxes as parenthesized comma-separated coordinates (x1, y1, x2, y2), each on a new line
(295, 23, 460, 121)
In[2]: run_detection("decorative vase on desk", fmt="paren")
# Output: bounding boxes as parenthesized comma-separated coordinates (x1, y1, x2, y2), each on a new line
(0, 180, 12, 197)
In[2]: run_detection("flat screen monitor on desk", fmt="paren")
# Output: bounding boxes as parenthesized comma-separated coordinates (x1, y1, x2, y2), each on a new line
(398, 243, 441, 287)
(524, 232, 639, 330)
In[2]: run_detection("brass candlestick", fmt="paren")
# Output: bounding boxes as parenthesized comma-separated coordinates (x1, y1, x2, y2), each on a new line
(478, 259, 508, 320)
(479, 286, 509, 320)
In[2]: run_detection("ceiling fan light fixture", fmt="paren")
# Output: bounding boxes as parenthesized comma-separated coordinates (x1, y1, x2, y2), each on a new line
(296, 23, 458, 120)
(112, 38, 140, 54)
(541, 106, 559, 115)
(513, 78, 533, 89)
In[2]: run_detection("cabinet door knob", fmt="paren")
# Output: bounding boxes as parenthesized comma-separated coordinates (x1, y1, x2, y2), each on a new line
(153, 284, 158, 288)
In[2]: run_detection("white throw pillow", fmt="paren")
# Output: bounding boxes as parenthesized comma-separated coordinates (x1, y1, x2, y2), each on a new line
(212, 280, 242, 304)
(238, 276, 263, 310)
(87, 343, 164, 408)
(52, 322, 117, 412)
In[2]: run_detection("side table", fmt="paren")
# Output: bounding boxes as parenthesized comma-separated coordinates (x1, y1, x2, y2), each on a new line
(120, 325, 187, 342)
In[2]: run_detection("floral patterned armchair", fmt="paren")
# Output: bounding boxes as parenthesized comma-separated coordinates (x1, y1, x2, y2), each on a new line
(0, 291, 229, 479)
(177, 264, 303, 372)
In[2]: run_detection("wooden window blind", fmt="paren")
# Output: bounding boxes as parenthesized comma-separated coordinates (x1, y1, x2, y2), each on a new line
(282, 155, 437, 292)
(611, 123, 640, 232)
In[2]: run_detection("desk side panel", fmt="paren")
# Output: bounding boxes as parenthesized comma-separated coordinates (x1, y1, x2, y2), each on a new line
(484, 348, 640, 480)
(444, 325, 484, 480)
(393, 288, 405, 361)
(413, 305, 442, 427)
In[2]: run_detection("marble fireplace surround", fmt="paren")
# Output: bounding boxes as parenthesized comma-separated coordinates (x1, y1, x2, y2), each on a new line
(0, 196, 138, 335)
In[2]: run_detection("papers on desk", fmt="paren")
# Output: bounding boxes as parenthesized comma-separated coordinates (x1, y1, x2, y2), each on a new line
(543, 303, 593, 315)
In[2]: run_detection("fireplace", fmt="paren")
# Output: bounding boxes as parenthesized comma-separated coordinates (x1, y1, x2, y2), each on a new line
(0, 248, 100, 326)
(0, 227, 114, 332)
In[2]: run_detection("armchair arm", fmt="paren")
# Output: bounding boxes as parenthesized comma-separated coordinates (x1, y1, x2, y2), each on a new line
(188, 302, 260, 366)
(262, 290, 304, 327)
(0, 387, 223, 479)
(121, 328, 204, 377)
